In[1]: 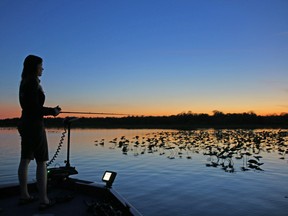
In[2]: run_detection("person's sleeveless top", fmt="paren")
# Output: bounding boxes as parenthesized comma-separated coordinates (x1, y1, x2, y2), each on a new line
(19, 78, 54, 121)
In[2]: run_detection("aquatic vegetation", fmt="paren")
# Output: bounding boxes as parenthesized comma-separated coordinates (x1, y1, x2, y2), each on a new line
(94, 129, 288, 173)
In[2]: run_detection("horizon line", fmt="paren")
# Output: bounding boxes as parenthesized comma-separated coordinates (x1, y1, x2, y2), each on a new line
(1, 111, 288, 120)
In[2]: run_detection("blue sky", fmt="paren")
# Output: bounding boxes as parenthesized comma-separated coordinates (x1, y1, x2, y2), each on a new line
(0, 0, 287, 118)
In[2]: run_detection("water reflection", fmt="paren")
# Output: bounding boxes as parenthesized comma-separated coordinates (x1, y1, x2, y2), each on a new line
(94, 129, 288, 173)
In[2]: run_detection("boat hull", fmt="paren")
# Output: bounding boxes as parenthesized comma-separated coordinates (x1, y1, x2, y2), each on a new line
(0, 178, 141, 216)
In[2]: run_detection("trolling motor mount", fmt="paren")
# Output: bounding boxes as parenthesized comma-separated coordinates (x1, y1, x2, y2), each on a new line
(47, 117, 79, 181)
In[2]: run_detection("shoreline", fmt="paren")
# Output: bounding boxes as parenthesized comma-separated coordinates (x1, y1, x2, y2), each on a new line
(0, 114, 287, 130)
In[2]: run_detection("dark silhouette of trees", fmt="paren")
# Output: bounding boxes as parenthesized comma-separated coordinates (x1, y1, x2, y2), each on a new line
(0, 112, 287, 129)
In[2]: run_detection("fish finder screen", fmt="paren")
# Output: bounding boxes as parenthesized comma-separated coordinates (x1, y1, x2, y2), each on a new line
(103, 172, 112, 181)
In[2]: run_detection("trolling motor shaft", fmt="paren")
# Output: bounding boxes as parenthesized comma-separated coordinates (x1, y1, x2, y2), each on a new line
(64, 117, 78, 168)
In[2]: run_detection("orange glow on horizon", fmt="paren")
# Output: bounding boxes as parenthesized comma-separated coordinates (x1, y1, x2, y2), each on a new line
(1, 104, 287, 120)
(1, 105, 21, 119)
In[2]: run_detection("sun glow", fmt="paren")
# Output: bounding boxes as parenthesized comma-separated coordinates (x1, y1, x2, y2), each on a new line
(0, 103, 287, 120)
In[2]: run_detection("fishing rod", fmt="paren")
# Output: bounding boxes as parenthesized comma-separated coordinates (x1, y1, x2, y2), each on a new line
(60, 111, 130, 116)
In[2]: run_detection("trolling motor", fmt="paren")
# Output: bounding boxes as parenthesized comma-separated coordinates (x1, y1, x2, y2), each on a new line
(47, 117, 79, 182)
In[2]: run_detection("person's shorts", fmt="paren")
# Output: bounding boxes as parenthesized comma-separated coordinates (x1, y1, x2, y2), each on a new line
(18, 120, 49, 162)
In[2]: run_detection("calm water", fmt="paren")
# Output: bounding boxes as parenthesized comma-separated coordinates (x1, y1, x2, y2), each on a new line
(0, 127, 288, 216)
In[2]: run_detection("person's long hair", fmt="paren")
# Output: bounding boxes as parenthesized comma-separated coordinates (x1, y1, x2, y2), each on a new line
(21, 55, 43, 80)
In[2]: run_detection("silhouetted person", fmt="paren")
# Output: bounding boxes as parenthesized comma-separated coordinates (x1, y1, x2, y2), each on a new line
(18, 55, 61, 210)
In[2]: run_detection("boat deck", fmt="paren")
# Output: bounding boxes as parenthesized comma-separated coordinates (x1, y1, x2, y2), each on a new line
(0, 178, 141, 216)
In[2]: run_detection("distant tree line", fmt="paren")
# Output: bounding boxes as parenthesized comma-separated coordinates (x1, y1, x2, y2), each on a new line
(1, 111, 287, 129)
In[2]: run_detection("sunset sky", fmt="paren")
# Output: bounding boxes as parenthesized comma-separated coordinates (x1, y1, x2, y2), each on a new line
(0, 0, 287, 119)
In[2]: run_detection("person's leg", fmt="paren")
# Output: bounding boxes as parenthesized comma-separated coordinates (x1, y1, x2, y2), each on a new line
(18, 159, 31, 199)
(36, 161, 49, 204)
